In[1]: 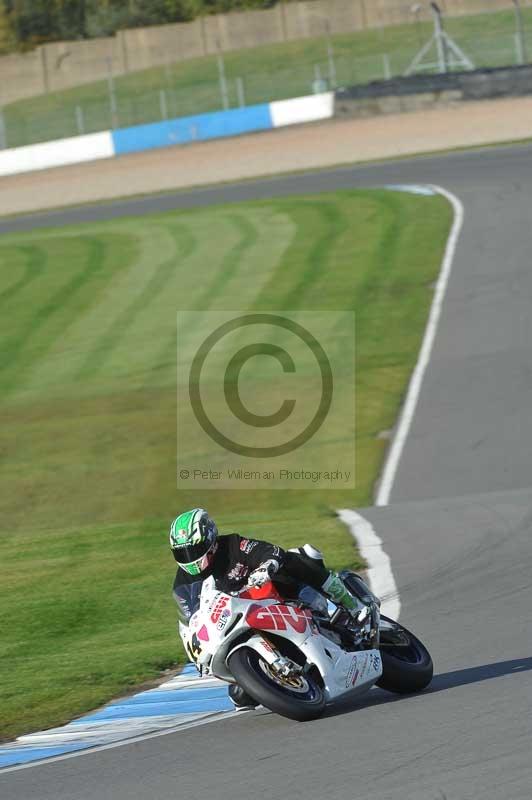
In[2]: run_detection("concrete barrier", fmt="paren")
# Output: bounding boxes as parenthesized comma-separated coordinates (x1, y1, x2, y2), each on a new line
(0, 93, 333, 177)
(112, 104, 273, 155)
(0, 131, 114, 177)
(270, 93, 334, 128)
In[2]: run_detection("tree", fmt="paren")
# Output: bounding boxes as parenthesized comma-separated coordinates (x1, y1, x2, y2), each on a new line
(85, 0, 131, 37)
(55, 0, 87, 39)
(0, 2, 15, 52)
(0, 0, 283, 49)
(7, 0, 56, 44)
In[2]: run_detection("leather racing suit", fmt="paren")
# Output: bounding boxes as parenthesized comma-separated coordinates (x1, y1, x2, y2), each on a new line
(172, 533, 330, 624)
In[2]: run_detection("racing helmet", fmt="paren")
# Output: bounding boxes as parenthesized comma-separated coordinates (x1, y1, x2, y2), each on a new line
(169, 508, 218, 576)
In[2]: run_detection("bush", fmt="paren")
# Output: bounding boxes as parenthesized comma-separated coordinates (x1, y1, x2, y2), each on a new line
(1, 0, 282, 50)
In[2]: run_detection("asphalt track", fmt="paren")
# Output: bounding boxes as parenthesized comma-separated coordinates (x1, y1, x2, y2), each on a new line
(2, 144, 532, 799)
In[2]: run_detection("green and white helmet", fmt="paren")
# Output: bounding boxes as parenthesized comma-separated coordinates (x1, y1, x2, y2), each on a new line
(169, 508, 218, 576)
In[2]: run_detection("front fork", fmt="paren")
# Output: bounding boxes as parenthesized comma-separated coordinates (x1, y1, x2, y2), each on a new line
(228, 634, 303, 679)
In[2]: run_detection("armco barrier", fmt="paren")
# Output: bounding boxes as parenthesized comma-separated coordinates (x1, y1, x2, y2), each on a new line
(335, 64, 532, 119)
(0, 93, 333, 178)
(335, 64, 532, 101)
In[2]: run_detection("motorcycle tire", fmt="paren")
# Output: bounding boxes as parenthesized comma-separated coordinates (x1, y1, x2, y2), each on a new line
(377, 615, 433, 694)
(227, 646, 326, 722)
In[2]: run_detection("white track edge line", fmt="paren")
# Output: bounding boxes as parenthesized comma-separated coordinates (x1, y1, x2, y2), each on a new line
(337, 509, 401, 620)
(375, 184, 464, 506)
(338, 184, 464, 622)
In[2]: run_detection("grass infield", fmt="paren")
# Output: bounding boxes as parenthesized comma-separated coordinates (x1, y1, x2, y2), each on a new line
(0, 188, 452, 740)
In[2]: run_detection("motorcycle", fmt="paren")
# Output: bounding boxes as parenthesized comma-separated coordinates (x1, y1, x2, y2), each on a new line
(180, 570, 433, 722)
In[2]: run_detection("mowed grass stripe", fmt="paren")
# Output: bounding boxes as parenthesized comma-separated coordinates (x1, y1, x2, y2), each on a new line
(0, 189, 452, 740)
(71, 222, 181, 386)
(0, 244, 45, 307)
(170, 207, 304, 399)
(154, 211, 261, 377)
(278, 200, 349, 311)
(194, 213, 259, 309)
(0, 243, 49, 375)
(145, 208, 296, 387)
(0, 237, 111, 394)
(7, 234, 139, 402)
(77, 223, 197, 381)
(66, 215, 251, 392)
(16, 223, 175, 397)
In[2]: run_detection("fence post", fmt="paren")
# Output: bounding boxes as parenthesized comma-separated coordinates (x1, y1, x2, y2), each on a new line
(360, 0, 367, 30)
(279, 0, 288, 41)
(313, 64, 326, 93)
(106, 56, 118, 129)
(513, 0, 527, 65)
(0, 105, 7, 149)
(159, 89, 168, 120)
(236, 77, 246, 107)
(40, 46, 50, 93)
(515, 31, 525, 65)
(164, 54, 172, 88)
(217, 52, 229, 110)
(199, 16, 208, 57)
(382, 53, 391, 79)
(119, 30, 129, 73)
(75, 105, 85, 135)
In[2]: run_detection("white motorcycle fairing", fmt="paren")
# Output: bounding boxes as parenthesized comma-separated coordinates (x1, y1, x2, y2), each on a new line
(179, 576, 383, 704)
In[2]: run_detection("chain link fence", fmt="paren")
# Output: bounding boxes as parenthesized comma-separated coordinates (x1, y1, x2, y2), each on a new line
(2, 6, 532, 150)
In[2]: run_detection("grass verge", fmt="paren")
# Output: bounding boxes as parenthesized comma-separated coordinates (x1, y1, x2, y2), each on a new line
(0, 188, 452, 740)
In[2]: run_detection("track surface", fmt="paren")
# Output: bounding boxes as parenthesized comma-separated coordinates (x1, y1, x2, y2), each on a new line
(3, 145, 532, 799)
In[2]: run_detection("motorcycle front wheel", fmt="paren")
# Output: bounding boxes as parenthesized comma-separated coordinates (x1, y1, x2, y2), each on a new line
(227, 646, 326, 722)
(377, 615, 433, 694)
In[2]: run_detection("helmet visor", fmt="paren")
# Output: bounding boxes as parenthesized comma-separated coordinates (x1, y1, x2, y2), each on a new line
(173, 539, 211, 565)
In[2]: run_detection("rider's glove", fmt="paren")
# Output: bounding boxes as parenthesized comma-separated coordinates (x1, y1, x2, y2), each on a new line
(247, 559, 280, 588)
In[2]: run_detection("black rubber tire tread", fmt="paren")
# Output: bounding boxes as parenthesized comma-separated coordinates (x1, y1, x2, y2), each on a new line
(227, 647, 326, 722)
(377, 615, 433, 694)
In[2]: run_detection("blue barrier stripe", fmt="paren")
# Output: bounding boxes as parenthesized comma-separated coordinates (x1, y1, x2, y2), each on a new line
(77, 695, 231, 722)
(110, 687, 229, 705)
(112, 104, 273, 156)
(180, 663, 198, 675)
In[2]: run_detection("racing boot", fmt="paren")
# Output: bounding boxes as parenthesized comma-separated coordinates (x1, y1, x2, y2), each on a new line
(228, 683, 258, 711)
(321, 572, 368, 624)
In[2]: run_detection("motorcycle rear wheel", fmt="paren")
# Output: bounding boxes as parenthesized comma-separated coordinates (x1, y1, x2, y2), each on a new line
(227, 646, 326, 722)
(377, 615, 433, 694)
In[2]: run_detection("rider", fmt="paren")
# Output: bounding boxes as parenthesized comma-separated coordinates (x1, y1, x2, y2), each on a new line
(170, 508, 362, 709)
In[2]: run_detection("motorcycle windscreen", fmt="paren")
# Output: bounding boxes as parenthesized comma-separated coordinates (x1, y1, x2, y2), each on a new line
(174, 580, 204, 624)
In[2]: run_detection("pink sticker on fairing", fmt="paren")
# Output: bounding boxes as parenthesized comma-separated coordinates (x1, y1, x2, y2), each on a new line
(198, 625, 210, 642)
